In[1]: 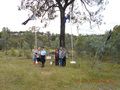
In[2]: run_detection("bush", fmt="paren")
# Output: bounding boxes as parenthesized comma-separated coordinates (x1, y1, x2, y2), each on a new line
(23, 41, 31, 59)
(18, 50, 23, 57)
(24, 50, 31, 59)
(10, 47, 16, 56)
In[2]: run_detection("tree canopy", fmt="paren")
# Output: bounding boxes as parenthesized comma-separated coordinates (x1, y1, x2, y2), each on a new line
(19, 0, 108, 47)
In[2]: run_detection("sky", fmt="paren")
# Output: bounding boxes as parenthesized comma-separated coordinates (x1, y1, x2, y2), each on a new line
(0, 0, 120, 36)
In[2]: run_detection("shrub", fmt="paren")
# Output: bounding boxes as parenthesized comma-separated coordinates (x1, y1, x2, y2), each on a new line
(10, 47, 16, 56)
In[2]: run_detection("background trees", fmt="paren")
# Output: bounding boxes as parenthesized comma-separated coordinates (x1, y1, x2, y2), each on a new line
(23, 30, 34, 51)
(0, 27, 11, 54)
(0, 24, 120, 62)
(19, 0, 107, 47)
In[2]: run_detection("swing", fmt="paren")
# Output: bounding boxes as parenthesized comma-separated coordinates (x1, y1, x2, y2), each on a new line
(69, 12, 76, 64)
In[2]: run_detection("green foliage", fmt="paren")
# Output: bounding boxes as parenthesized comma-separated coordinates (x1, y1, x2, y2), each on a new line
(23, 41, 30, 50)
(37, 40, 43, 48)
(23, 31, 34, 50)
(89, 36, 104, 54)
(51, 37, 60, 49)
(23, 41, 31, 58)
(10, 47, 16, 56)
(0, 27, 11, 54)
(18, 50, 23, 57)
(74, 35, 85, 56)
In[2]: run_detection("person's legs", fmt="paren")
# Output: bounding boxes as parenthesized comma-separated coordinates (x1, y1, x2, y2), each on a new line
(41, 56, 45, 67)
(33, 59, 36, 67)
(64, 57, 66, 66)
(55, 58, 57, 65)
(62, 57, 66, 66)
(37, 58, 41, 67)
(60, 58, 62, 66)
(42, 62, 44, 67)
(62, 58, 64, 66)
(57, 57, 59, 65)
(38, 61, 41, 67)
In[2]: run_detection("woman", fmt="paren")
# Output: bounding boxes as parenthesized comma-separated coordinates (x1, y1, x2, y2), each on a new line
(62, 47, 66, 66)
(32, 46, 38, 67)
(41, 47, 46, 67)
(37, 47, 41, 67)
(55, 48, 59, 65)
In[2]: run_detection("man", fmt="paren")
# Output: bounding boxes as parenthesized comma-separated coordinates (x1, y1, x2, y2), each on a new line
(59, 47, 63, 66)
(41, 47, 46, 67)
(62, 47, 66, 66)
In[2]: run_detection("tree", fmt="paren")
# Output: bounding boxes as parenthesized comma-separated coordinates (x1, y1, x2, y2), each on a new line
(51, 37, 59, 49)
(23, 31, 34, 50)
(17, 31, 24, 49)
(89, 36, 104, 56)
(23, 41, 31, 58)
(74, 35, 85, 56)
(46, 31, 51, 47)
(0, 27, 11, 54)
(19, 0, 107, 47)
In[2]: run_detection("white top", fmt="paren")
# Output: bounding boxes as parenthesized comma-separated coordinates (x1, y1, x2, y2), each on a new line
(37, 51, 41, 58)
(32, 49, 38, 58)
(41, 50, 46, 56)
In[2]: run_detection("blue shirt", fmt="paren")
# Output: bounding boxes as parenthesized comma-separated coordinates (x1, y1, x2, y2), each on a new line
(41, 50, 46, 56)
(59, 50, 62, 58)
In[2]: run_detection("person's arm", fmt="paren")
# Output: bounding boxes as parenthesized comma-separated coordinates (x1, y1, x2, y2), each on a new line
(62, 51, 64, 59)
(54, 53, 55, 59)
(65, 50, 66, 57)
(45, 54, 46, 59)
(45, 51, 46, 59)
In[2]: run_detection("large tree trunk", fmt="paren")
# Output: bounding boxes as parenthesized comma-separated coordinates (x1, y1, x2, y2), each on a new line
(60, 9, 65, 47)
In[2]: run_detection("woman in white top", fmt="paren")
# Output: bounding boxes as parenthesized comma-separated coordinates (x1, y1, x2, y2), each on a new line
(32, 46, 38, 67)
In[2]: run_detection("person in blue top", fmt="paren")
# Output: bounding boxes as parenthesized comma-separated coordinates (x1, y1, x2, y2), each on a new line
(41, 47, 46, 67)
(59, 47, 63, 66)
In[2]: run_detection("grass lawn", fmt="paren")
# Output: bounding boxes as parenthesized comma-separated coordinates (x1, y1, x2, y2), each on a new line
(0, 56, 120, 90)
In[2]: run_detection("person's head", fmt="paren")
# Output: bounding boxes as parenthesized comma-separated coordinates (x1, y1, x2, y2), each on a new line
(60, 47, 63, 50)
(42, 47, 44, 50)
(56, 48, 59, 52)
(38, 47, 41, 51)
(63, 47, 65, 50)
(34, 46, 36, 49)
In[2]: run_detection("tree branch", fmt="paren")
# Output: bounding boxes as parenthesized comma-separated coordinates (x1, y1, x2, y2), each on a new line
(64, 0, 75, 9)
(42, 4, 58, 17)
(81, 0, 93, 28)
(56, 0, 63, 9)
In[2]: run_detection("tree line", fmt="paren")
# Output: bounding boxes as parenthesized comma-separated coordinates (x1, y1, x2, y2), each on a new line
(0, 25, 120, 62)
(75, 25, 120, 62)
(0, 26, 77, 54)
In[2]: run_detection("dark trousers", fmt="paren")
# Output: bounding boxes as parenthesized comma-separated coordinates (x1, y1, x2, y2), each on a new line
(41, 55, 45, 67)
(55, 57, 59, 65)
(62, 57, 66, 66)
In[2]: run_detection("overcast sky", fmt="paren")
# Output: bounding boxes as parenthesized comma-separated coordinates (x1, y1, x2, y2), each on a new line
(0, 0, 120, 35)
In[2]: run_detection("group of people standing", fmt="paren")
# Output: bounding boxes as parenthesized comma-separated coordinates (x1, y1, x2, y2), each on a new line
(54, 47, 66, 66)
(32, 46, 46, 67)
(32, 46, 66, 67)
